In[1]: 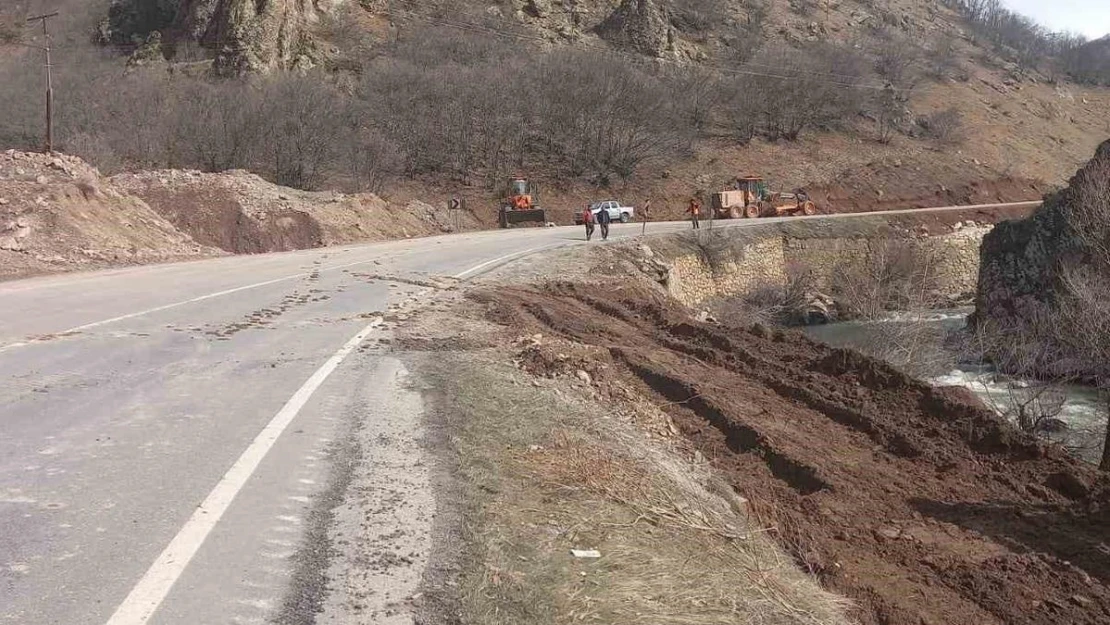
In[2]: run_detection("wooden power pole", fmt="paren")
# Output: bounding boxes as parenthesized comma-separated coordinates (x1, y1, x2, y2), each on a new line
(26, 11, 58, 153)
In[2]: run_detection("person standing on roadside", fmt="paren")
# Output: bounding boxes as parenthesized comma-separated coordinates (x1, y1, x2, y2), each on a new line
(687, 197, 701, 230)
(582, 204, 595, 241)
(596, 203, 612, 240)
(641, 199, 651, 236)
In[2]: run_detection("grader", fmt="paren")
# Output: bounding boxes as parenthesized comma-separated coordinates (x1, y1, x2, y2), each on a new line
(711, 176, 819, 219)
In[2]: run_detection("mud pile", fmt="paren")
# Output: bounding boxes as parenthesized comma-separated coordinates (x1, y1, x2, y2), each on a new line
(0, 150, 216, 280)
(112, 170, 480, 254)
(482, 282, 1110, 625)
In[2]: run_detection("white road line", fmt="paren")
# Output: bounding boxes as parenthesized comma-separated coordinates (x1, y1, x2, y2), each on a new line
(0, 255, 394, 353)
(103, 317, 383, 625)
(453, 244, 566, 280)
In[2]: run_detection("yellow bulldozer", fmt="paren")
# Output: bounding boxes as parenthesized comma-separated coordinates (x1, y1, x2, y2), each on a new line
(711, 176, 819, 219)
(498, 177, 548, 228)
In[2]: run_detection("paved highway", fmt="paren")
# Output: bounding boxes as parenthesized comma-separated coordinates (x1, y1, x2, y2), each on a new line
(0, 204, 1036, 625)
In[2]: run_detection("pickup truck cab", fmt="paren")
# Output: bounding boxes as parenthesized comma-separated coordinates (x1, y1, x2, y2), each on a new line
(575, 200, 635, 224)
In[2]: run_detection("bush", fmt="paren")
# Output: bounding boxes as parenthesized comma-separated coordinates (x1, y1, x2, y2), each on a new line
(917, 108, 965, 145)
(0, 15, 22, 44)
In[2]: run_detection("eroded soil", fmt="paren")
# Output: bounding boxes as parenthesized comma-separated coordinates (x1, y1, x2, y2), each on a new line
(479, 282, 1110, 625)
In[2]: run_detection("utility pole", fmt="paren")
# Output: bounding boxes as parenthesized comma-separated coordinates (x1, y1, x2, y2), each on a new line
(26, 11, 58, 153)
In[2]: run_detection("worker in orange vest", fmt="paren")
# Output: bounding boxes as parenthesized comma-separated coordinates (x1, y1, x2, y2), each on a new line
(687, 197, 701, 230)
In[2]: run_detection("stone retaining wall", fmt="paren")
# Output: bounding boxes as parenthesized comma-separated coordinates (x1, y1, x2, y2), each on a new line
(664, 225, 992, 309)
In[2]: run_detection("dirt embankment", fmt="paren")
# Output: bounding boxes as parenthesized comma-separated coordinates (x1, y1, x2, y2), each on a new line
(480, 282, 1110, 625)
(809, 175, 1044, 215)
(112, 170, 482, 254)
(0, 150, 218, 280)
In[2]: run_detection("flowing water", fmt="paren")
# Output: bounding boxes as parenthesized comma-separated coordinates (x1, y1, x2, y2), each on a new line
(805, 310, 1107, 464)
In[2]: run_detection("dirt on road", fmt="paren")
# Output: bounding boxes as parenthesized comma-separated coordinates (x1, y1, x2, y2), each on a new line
(478, 281, 1110, 625)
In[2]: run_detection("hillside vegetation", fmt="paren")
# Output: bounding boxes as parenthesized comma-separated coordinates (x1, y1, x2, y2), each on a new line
(0, 0, 1108, 220)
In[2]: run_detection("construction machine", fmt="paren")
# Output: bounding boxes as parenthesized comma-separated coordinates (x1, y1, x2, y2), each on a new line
(711, 176, 819, 219)
(498, 177, 548, 228)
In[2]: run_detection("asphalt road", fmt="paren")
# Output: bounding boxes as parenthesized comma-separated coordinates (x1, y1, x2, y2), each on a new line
(0, 205, 1036, 625)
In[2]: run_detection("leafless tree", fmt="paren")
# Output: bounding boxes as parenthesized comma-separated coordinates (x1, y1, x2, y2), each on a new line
(917, 107, 965, 145)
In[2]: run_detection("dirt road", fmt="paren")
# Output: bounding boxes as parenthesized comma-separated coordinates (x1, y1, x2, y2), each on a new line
(488, 282, 1110, 625)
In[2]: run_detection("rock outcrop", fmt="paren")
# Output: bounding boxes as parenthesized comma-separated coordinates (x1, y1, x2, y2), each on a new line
(595, 0, 671, 56)
(975, 139, 1110, 323)
(974, 139, 1110, 378)
(104, 0, 347, 74)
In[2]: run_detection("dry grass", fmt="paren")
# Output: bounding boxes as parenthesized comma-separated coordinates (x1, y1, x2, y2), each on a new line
(424, 350, 855, 625)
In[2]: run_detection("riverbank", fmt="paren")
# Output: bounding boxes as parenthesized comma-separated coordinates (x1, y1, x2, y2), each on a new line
(386, 214, 1110, 624)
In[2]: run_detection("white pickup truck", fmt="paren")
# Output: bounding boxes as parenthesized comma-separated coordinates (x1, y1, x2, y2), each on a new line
(575, 200, 635, 224)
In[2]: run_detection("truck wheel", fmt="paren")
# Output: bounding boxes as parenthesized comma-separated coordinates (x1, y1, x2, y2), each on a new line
(619, 212, 630, 223)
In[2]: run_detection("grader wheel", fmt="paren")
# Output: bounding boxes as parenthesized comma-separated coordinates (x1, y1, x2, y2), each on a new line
(802, 201, 818, 216)
(745, 203, 761, 218)
(729, 206, 743, 219)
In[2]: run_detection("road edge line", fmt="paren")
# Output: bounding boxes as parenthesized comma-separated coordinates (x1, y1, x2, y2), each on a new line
(103, 317, 383, 625)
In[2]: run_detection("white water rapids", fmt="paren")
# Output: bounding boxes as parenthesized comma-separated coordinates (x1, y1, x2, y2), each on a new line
(805, 310, 1107, 463)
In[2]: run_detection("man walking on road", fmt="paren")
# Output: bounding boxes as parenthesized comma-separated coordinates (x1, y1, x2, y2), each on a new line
(582, 204, 595, 241)
(687, 197, 701, 230)
(596, 204, 612, 240)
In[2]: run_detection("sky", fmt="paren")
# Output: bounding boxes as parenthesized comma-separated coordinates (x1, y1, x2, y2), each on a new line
(1004, 0, 1110, 39)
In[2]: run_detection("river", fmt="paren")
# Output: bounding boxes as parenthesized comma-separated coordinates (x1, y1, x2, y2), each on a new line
(804, 310, 1107, 464)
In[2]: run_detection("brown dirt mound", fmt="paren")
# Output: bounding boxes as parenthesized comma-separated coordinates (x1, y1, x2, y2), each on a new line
(112, 170, 482, 254)
(477, 282, 1110, 625)
(0, 150, 217, 280)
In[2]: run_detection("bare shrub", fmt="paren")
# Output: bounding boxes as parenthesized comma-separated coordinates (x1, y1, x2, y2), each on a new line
(722, 0, 767, 64)
(830, 240, 940, 319)
(667, 66, 722, 132)
(0, 12, 23, 44)
(873, 36, 921, 90)
(746, 43, 868, 141)
(850, 320, 955, 378)
(254, 75, 347, 190)
(917, 107, 965, 145)
(344, 127, 403, 193)
(735, 266, 823, 326)
(532, 49, 693, 184)
(924, 32, 961, 80)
